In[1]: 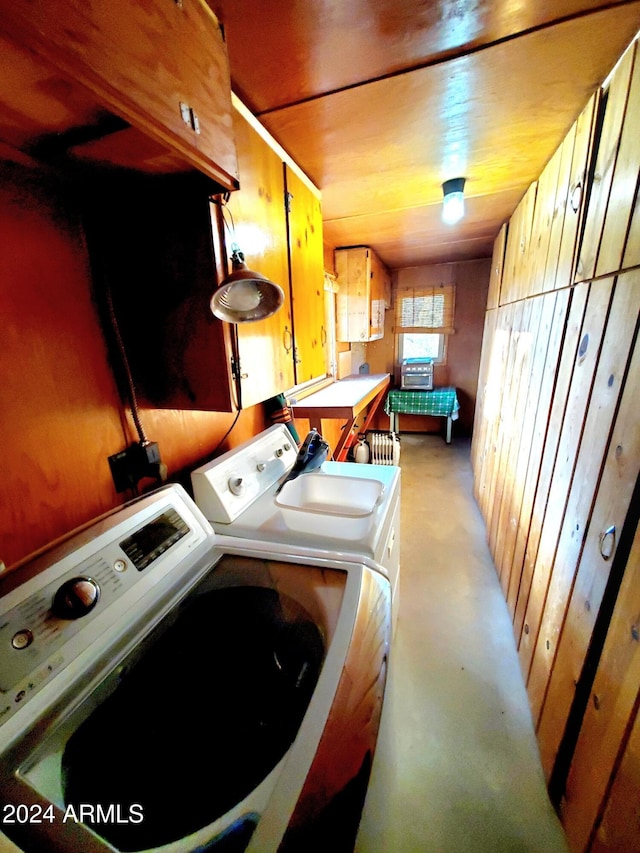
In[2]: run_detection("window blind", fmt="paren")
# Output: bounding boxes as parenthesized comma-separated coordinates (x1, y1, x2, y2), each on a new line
(394, 283, 456, 334)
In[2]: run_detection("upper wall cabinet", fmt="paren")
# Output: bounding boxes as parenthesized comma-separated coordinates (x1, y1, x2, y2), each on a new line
(335, 246, 387, 342)
(285, 165, 327, 384)
(83, 172, 237, 413)
(0, 0, 238, 189)
(576, 40, 640, 281)
(223, 108, 296, 407)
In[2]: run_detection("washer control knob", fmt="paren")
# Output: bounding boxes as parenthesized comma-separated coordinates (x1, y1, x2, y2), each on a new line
(256, 462, 266, 472)
(275, 448, 284, 457)
(228, 476, 246, 496)
(52, 577, 100, 619)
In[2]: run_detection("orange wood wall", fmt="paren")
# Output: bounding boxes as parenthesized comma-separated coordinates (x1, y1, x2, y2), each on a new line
(0, 159, 266, 572)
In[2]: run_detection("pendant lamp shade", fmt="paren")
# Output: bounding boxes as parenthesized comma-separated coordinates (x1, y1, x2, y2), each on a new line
(211, 249, 285, 323)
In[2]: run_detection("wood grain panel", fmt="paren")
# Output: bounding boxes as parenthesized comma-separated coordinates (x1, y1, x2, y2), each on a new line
(513, 283, 589, 649)
(536, 269, 640, 775)
(500, 291, 569, 620)
(595, 45, 640, 277)
(509, 289, 572, 632)
(474, 305, 515, 523)
(519, 279, 615, 685)
(575, 45, 635, 281)
(225, 107, 295, 406)
(470, 307, 498, 490)
(540, 124, 576, 294)
(529, 145, 563, 296)
(488, 299, 534, 562)
(501, 183, 537, 304)
(0, 0, 238, 187)
(285, 166, 327, 384)
(486, 223, 507, 310)
(560, 522, 640, 853)
(527, 273, 640, 728)
(552, 95, 598, 290)
(494, 296, 545, 598)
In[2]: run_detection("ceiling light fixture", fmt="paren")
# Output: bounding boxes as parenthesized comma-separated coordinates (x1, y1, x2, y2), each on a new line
(441, 177, 466, 225)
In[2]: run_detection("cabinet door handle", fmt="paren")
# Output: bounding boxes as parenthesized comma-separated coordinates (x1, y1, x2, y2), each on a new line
(600, 525, 616, 561)
(283, 327, 293, 354)
(321, 325, 327, 346)
(570, 181, 583, 214)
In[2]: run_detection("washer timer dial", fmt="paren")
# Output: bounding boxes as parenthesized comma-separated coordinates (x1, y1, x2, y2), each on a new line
(52, 577, 101, 620)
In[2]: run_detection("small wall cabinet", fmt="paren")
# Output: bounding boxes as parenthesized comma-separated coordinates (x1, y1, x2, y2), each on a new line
(335, 246, 388, 342)
(0, 0, 238, 189)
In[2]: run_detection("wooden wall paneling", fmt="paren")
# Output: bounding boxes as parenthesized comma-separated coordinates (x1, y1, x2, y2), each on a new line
(501, 182, 538, 305)
(595, 49, 640, 278)
(507, 290, 571, 624)
(542, 122, 577, 292)
(526, 273, 640, 729)
(508, 289, 572, 628)
(559, 521, 640, 853)
(587, 677, 640, 853)
(486, 222, 507, 310)
(474, 305, 515, 521)
(554, 94, 598, 291)
(497, 292, 554, 607)
(484, 302, 524, 544)
(536, 269, 640, 776)
(492, 298, 540, 593)
(471, 307, 498, 495)
(518, 278, 615, 693)
(528, 144, 563, 296)
(513, 284, 588, 642)
(487, 300, 529, 555)
(575, 44, 636, 283)
(621, 176, 640, 270)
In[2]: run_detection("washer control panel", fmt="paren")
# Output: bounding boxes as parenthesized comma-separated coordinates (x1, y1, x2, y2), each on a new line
(191, 424, 299, 523)
(0, 486, 212, 733)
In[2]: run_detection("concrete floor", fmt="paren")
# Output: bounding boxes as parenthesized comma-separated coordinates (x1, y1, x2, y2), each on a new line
(355, 434, 570, 853)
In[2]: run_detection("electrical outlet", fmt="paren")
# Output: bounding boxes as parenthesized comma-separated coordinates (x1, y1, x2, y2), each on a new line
(108, 441, 165, 493)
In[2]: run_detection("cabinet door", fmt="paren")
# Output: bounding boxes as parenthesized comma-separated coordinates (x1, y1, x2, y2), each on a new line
(225, 110, 295, 407)
(285, 166, 327, 384)
(575, 43, 635, 281)
(0, 0, 238, 189)
(84, 172, 235, 412)
(335, 247, 370, 342)
(368, 251, 385, 340)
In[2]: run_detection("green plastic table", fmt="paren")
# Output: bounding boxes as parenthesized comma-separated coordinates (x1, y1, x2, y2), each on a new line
(384, 387, 460, 443)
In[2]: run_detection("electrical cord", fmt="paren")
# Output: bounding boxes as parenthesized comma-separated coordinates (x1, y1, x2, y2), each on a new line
(104, 284, 148, 445)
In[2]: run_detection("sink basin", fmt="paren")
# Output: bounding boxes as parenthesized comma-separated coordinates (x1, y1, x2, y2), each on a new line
(275, 473, 384, 539)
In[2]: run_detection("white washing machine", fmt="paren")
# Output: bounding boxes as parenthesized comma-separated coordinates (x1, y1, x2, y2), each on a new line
(191, 424, 401, 631)
(0, 484, 390, 853)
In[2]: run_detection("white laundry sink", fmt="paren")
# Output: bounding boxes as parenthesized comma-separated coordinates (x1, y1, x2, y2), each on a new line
(275, 473, 384, 539)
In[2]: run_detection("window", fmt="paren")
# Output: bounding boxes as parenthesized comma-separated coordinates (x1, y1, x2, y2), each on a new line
(394, 282, 455, 365)
(398, 332, 446, 362)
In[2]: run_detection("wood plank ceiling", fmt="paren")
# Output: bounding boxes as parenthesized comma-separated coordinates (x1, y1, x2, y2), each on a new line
(209, 0, 640, 269)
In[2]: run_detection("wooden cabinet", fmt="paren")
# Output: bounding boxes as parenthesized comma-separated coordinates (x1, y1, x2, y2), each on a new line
(285, 165, 327, 384)
(576, 40, 640, 281)
(499, 181, 537, 304)
(89, 101, 328, 414)
(0, 0, 238, 189)
(472, 35, 640, 853)
(223, 108, 295, 407)
(335, 246, 387, 342)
